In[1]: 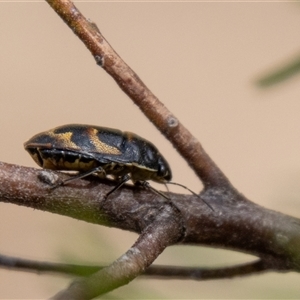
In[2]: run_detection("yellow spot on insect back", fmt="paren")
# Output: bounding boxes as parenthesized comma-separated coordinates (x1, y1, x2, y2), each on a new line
(88, 128, 121, 155)
(48, 131, 79, 149)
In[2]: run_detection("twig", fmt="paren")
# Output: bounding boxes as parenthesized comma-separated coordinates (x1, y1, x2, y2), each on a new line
(45, 0, 230, 190)
(143, 260, 275, 280)
(0, 253, 275, 280)
(52, 204, 182, 299)
(0, 253, 101, 277)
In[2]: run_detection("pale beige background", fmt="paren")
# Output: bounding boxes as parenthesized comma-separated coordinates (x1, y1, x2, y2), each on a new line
(1, 2, 300, 299)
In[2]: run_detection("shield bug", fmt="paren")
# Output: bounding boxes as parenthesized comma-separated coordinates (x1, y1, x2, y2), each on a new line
(24, 124, 212, 209)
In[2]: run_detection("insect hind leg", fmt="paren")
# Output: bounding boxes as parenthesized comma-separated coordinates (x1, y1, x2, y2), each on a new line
(50, 166, 106, 189)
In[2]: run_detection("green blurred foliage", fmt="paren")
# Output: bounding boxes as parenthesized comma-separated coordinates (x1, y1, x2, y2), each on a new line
(257, 54, 300, 87)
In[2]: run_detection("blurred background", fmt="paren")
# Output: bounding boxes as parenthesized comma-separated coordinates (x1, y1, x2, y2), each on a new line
(1, 1, 300, 299)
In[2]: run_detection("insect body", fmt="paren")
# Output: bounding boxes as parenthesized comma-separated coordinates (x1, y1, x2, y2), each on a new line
(24, 124, 213, 209)
(24, 124, 172, 196)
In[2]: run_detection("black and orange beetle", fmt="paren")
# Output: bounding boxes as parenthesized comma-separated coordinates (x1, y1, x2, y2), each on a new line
(24, 124, 212, 209)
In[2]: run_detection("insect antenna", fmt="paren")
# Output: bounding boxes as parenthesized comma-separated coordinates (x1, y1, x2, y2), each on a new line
(167, 182, 214, 211)
(138, 181, 170, 201)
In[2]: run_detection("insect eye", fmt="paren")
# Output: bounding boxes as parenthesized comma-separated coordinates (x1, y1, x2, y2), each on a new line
(156, 156, 172, 181)
(157, 164, 166, 177)
(157, 162, 170, 180)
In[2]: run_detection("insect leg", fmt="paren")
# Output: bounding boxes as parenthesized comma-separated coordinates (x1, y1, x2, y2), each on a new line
(50, 166, 106, 188)
(105, 174, 131, 199)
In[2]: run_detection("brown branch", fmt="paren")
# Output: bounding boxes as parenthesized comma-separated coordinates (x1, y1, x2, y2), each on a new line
(0, 253, 276, 281)
(52, 204, 182, 300)
(0, 161, 180, 232)
(1, 161, 300, 272)
(45, 0, 230, 190)
(0, 161, 183, 298)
